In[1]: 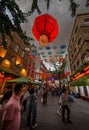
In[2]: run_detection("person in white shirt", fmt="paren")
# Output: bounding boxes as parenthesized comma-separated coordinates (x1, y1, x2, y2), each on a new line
(60, 89, 72, 124)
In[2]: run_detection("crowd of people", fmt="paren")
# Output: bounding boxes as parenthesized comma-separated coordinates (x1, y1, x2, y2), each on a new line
(0, 83, 74, 130)
(0, 82, 38, 130)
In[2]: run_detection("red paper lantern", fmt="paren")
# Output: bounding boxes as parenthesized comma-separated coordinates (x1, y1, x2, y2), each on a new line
(59, 57, 64, 62)
(32, 14, 59, 46)
(29, 55, 35, 59)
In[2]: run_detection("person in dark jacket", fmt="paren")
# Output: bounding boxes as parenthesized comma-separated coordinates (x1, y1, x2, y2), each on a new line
(0, 85, 12, 104)
(26, 88, 37, 129)
(42, 88, 47, 104)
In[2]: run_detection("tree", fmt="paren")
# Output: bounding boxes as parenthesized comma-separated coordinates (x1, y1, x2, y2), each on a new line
(29, 0, 89, 17)
(0, 0, 33, 45)
(49, 58, 66, 87)
(0, 0, 89, 44)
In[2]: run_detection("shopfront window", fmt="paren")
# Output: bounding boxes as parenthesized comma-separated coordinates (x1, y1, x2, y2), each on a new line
(84, 86, 88, 96)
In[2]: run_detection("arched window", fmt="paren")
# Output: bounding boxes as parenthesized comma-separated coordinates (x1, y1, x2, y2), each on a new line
(75, 25, 78, 35)
(81, 53, 86, 63)
(84, 19, 89, 26)
(84, 87, 88, 96)
(78, 37, 82, 46)
(15, 45, 19, 53)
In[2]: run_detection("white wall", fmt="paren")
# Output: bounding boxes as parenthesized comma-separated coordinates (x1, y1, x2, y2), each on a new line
(80, 86, 85, 96)
(74, 87, 78, 93)
(86, 86, 89, 96)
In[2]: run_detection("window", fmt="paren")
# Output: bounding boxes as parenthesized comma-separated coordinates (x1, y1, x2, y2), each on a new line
(77, 61, 80, 68)
(72, 37, 74, 43)
(84, 19, 89, 26)
(74, 65, 76, 70)
(15, 45, 19, 53)
(84, 87, 88, 96)
(28, 60, 31, 66)
(0, 39, 2, 46)
(74, 47, 76, 53)
(11, 57, 16, 63)
(72, 54, 73, 58)
(82, 54, 89, 63)
(81, 53, 86, 63)
(78, 37, 82, 46)
(75, 25, 78, 34)
(22, 51, 25, 57)
(78, 87, 80, 94)
(86, 49, 89, 52)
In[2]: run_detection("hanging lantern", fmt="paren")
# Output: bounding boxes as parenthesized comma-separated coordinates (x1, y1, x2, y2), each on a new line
(32, 13, 59, 46)
(16, 58, 21, 65)
(39, 34, 48, 46)
(29, 55, 35, 59)
(59, 57, 64, 62)
(20, 68, 27, 76)
(2, 59, 11, 68)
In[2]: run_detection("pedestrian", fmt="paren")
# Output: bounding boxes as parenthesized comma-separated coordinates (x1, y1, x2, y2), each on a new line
(0, 85, 13, 130)
(60, 89, 72, 124)
(42, 88, 47, 104)
(2, 83, 23, 130)
(26, 88, 37, 129)
(0, 85, 12, 104)
(57, 96, 62, 115)
(56, 87, 63, 115)
(22, 88, 30, 112)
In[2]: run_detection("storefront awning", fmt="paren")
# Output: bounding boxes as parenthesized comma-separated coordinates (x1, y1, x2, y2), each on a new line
(6, 77, 30, 83)
(6, 77, 39, 85)
(70, 75, 89, 86)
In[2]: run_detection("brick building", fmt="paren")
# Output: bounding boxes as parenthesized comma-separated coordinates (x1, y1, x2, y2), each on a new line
(0, 31, 29, 77)
(68, 13, 89, 101)
(68, 13, 89, 74)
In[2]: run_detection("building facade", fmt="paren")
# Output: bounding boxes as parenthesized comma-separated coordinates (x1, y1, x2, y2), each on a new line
(68, 13, 89, 101)
(0, 31, 29, 78)
(68, 13, 89, 74)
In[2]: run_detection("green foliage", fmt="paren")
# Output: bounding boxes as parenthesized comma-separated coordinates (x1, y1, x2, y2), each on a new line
(1, 0, 89, 45)
(69, 0, 79, 17)
(70, 62, 89, 78)
(70, 62, 89, 86)
(50, 59, 66, 79)
(86, 0, 89, 7)
(30, 0, 89, 17)
(39, 78, 44, 83)
(0, 0, 33, 45)
(47, 0, 50, 10)
(70, 75, 89, 86)
(28, 0, 41, 15)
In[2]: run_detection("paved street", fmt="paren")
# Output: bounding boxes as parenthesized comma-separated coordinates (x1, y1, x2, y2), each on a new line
(20, 94, 89, 130)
